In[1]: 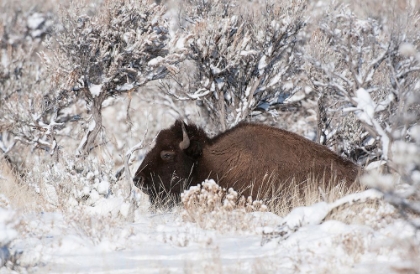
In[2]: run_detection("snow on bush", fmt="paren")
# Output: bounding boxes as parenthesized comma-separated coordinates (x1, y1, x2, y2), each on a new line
(360, 135, 420, 227)
(0, 4, 58, 157)
(162, 0, 307, 130)
(21, 154, 144, 223)
(303, 3, 420, 228)
(308, 4, 420, 165)
(45, 0, 187, 155)
(1, 0, 185, 164)
(181, 179, 272, 233)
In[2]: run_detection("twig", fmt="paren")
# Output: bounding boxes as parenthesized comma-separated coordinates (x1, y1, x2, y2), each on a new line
(123, 126, 149, 199)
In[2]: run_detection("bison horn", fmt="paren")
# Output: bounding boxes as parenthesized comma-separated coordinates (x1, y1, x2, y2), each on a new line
(179, 122, 190, 150)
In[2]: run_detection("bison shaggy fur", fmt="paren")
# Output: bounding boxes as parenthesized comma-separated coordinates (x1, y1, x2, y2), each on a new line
(133, 120, 359, 206)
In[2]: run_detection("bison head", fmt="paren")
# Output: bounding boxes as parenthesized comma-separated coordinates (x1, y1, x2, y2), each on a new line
(133, 120, 207, 205)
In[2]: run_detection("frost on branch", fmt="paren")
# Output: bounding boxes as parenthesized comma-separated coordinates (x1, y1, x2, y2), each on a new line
(163, 1, 306, 130)
(307, 5, 420, 228)
(50, 0, 183, 155)
(0, 6, 64, 159)
(361, 139, 420, 229)
(181, 179, 267, 232)
(308, 5, 420, 164)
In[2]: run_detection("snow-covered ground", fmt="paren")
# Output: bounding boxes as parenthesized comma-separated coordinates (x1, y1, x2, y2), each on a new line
(1, 181, 418, 273)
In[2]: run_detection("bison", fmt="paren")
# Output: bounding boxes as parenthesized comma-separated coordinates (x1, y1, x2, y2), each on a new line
(133, 120, 359, 206)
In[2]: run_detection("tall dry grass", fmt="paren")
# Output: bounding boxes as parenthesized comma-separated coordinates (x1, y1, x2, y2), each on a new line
(0, 157, 43, 212)
(251, 171, 387, 226)
(223, 172, 366, 217)
(178, 173, 372, 233)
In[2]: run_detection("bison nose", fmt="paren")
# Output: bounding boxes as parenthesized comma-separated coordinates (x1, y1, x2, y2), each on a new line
(133, 175, 145, 188)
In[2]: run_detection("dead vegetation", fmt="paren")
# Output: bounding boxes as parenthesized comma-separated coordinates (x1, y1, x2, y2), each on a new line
(0, 157, 42, 212)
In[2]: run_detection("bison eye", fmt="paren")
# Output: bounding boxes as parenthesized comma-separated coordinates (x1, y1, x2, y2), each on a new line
(160, 150, 176, 161)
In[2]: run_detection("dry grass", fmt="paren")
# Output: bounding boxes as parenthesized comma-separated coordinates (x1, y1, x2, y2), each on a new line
(0, 157, 43, 212)
(179, 174, 371, 233)
(180, 180, 270, 233)
(233, 173, 366, 217)
(262, 174, 387, 226)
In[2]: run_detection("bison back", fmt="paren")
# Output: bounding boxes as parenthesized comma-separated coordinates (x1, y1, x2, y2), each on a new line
(196, 123, 358, 200)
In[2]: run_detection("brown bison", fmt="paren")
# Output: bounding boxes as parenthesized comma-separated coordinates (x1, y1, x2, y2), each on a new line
(133, 120, 359, 205)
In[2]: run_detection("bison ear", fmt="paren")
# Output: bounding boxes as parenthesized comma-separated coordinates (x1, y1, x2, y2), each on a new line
(175, 119, 203, 159)
(174, 119, 187, 131)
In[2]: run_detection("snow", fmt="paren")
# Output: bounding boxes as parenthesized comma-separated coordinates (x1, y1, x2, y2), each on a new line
(0, 207, 17, 267)
(270, 189, 383, 240)
(97, 181, 110, 196)
(365, 160, 386, 170)
(240, 50, 259, 56)
(282, 202, 329, 228)
(399, 43, 417, 57)
(1, 50, 8, 68)
(353, 88, 375, 125)
(3, 183, 417, 273)
(284, 90, 306, 103)
(353, 88, 391, 160)
(409, 125, 420, 143)
(43, 183, 59, 206)
(412, 171, 420, 184)
(89, 84, 102, 98)
(267, 74, 281, 87)
(116, 83, 134, 91)
(119, 202, 131, 218)
(0, 208, 17, 246)
(27, 13, 45, 30)
(85, 196, 124, 217)
(148, 56, 164, 66)
(210, 64, 221, 75)
(258, 55, 267, 73)
(282, 81, 294, 91)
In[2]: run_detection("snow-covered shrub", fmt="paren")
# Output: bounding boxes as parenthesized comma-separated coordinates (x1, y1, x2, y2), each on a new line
(43, 0, 186, 155)
(0, 1, 183, 223)
(162, 0, 307, 130)
(307, 4, 420, 164)
(20, 153, 145, 222)
(361, 138, 420, 229)
(0, 4, 58, 160)
(181, 179, 268, 232)
(1, 0, 184, 163)
(305, 3, 420, 228)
